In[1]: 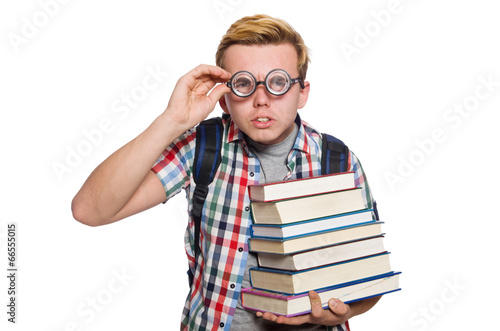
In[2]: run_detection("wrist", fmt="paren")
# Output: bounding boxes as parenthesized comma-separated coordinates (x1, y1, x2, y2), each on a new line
(150, 112, 191, 145)
(346, 296, 381, 319)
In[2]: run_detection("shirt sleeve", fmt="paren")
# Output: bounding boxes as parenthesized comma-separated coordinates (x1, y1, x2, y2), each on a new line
(151, 128, 196, 202)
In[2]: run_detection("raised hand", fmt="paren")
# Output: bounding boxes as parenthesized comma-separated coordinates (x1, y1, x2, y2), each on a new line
(72, 64, 231, 227)
(164, 64, 231, 131)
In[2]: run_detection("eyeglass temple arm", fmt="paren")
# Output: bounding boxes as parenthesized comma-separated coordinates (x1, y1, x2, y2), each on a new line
(292, 78, 305, 89)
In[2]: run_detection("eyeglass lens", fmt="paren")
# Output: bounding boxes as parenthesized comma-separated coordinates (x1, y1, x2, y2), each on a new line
(233, 72, 255, 95)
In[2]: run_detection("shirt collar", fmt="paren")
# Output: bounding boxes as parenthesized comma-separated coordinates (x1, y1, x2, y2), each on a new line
(292, 114, 311, 155)
(225, 113, 246, 144)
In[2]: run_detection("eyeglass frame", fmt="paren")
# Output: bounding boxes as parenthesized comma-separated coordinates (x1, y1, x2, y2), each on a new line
(225, 69, 305, 98)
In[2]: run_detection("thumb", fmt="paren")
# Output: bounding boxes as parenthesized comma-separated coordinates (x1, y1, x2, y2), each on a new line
(328, 298, 349, 316)
(208, 83, 230, 106)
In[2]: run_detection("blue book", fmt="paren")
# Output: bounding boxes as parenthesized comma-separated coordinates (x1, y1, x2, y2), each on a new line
(249, 221, 384, 254)
(249, 252, 392, 295)
(242, 271, 401, 317)
(257, 235, 387, 271)
(251, 187, 365, 225)
(251, 209, 375, 240)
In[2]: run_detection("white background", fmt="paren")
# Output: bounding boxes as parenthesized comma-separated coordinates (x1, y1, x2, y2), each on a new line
(1, 0, 499, 330)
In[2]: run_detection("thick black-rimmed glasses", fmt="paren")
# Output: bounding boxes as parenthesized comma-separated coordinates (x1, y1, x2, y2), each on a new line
(225, 69, 304, 98)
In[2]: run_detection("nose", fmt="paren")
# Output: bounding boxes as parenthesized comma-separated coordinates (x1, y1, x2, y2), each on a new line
(252, 84, 270, 108)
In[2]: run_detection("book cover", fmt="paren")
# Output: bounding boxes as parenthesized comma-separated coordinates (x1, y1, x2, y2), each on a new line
(241, 271, 401, 317)
(249, 221, 384, 254)
(256, 235, 387, 270)
(251, 208, 375, 240)
(251, 187, 366, 225)
(249, 252, 392, 295)
(248, 171, 356, 202)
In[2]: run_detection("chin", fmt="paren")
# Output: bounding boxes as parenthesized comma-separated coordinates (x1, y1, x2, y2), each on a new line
(251, 134, 283, 145)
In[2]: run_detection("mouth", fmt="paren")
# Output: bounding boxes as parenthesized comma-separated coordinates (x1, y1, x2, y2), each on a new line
(251, 116, 274, 128)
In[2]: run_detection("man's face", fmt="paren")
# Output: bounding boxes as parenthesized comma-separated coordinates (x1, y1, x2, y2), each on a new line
(219, 43, 310, 145)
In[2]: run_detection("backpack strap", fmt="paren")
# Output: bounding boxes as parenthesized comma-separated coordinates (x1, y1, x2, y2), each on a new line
(321, 133, 379, 220)
(321, 133, 349, 175)
(192, 117, 223, 260)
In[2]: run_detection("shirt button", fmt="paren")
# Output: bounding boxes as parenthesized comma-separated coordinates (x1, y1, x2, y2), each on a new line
(230, 283, 235, 289)
(250, 172, 255, 177)
(220, 322, 225, 328)
(245, 206, 250, 212)
(238, 247, 244, 252)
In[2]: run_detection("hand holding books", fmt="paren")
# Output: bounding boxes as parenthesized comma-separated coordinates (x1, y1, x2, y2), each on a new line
(256, 290, 353, 326)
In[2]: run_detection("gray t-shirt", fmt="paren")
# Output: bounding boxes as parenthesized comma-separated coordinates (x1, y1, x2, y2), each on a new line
(230, 124, 325, 330)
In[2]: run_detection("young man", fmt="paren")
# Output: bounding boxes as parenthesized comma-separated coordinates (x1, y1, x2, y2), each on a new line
(72, 15, 380, 331)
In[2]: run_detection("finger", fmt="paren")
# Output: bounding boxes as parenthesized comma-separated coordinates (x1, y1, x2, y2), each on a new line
(259, 311, 309, 325)
(188, 73, 230, 98)
(207, 81, 230, 104)
(188, 64, 232, 84)
(308, 291, 325, 319)
(260, 311, 278, 322)
(174, 65, 229, 95)
(276, 314, 309, 325)
(202, 64, 232, 79)
(328, 298, 349, 316)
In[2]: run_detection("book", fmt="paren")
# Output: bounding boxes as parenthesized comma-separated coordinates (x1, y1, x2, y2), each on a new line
(251, 209, 375, 239)
(249, 252, 392, 295)
(248, 172, 356, 202)
(241, 271, 401, 317)
(249, 221, 384, 254)
(251, 187, 365, 225)
(257, 235, 386, 271)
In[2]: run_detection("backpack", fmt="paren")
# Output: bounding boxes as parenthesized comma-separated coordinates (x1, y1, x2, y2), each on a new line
(191, 117, 351, 261)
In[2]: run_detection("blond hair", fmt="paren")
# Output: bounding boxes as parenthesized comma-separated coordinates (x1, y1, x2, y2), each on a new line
(216, 14, 310, 81)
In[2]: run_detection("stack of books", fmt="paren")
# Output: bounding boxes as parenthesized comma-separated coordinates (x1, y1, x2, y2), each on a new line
(242, 172, 401, 317)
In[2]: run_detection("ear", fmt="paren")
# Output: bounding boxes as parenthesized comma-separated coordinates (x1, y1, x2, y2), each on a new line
(298, 81, 310, 109)
(219, 95, 230, 114)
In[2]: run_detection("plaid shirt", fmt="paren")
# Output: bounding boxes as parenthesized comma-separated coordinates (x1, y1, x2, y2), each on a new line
(152, 114, 373, 331)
